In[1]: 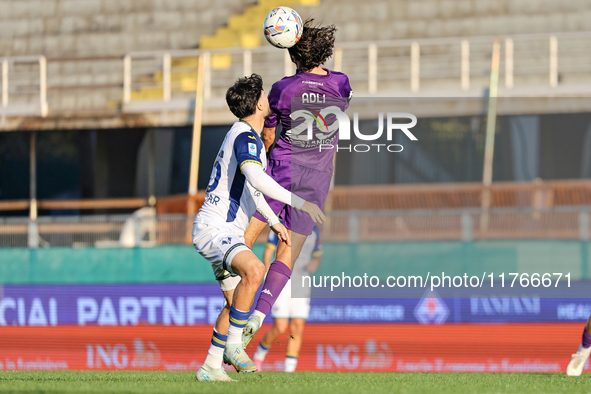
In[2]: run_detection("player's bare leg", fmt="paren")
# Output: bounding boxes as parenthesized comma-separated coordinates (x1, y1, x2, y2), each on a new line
(252, 318, 289, 370)
(284, 318, 306, 372)
(244, 216, 269, 249)
(261, 318, 289, 346)
(243, 231, 307, 347)
(567, 316, 591, 376)
(217, 250, 265, 374)
(230, 250, 266, 311)
(275, 231, 307, 270)
(215, 291, 232, 334)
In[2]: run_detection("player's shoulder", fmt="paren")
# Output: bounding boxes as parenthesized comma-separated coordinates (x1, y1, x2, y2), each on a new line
(329, 70, 350, 80)
(271, 74, 301, 92)
(268, 75, 302, 106)
(227, 121, 258, 140)
(231, 122, 264, 152)
(328, 70, 352, 101)
(226, 122, 262, 151)
(329, 70, 352, 89)
(228, 121, 251, 134)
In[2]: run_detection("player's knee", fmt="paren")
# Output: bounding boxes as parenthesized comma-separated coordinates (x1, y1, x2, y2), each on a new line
(244, 262, 265, 288)
(275, 320, 288, 334)
(291, 320, 305, 334)
(254, 263, 266, 285)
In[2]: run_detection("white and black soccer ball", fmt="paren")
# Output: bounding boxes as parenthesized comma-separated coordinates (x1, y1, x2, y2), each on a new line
(263, 6, 303, 49)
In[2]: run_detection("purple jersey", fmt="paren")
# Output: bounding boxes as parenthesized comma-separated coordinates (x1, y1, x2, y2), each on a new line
(264, 69, 352, 172)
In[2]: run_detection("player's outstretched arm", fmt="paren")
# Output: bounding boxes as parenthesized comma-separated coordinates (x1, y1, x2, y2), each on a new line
(251, 183, 283, 228)
(299, 201, 326, 224)
(251, 184, 279, 224)
(253, 191, 291, 247)
(242, 162, 326, 223)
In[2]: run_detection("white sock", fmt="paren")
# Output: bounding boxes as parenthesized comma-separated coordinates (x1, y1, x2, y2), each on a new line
(227, 323, 243, 345)
(253, 342, 271, 361)
(204, 343, 224, 369)
(227, 306, 249, 345)
(284, 356, 298, 372)
(253, 309, 266, 322)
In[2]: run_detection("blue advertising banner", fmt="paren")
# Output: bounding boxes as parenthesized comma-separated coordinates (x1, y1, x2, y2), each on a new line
(0, 283, 590, 327)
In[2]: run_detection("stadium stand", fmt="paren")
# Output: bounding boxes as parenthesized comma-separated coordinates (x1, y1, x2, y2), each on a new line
(2, 0, 591, 246)
(0, 0, 250, 114)
(2, 0, 590, 122)
(120, 0, 591, 126)
(0, 0, 248, 57)
(312, 0, 591, 41)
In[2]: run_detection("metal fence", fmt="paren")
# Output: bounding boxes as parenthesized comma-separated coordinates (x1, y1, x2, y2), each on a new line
(2, 206, 591, 248)
(2, 31, 591, 119)
(122, 31, 591, 115)
(0, 214, 191, 248)
(0, 55, 48, 118)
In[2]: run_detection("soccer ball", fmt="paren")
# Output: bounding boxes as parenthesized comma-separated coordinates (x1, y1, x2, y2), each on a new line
(263, 6, 303, 49)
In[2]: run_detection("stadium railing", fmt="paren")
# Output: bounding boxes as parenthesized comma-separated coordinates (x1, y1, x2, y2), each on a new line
(0, 198, 148, 213)
(2, 179, 591, 247)
(327, 179, 591, 210)
(2, 31, 591, 121)
(0, 55, 48, 118)
(122, 31, 591, 115)
(1, 205, 591, 248)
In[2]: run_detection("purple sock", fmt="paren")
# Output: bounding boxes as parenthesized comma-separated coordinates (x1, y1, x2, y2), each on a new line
(582, 329, 591, 348)
(255, 260, 291, 315)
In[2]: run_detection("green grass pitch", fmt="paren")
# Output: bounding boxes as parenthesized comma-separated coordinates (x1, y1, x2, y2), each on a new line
(1, 371, 591, 394)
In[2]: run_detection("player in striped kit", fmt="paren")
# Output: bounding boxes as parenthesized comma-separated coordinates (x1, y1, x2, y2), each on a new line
(193, 74, 325, 382)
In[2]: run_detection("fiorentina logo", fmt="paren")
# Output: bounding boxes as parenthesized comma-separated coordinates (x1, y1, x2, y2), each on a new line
(413, 292, 449, 325)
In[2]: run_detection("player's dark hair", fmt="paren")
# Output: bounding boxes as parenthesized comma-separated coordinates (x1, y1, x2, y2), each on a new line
(288, 19, 336, 72)
(226, 73, 264, 119)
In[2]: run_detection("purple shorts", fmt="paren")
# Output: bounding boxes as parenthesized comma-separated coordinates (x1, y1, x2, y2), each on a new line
(254, 159, 332, 236)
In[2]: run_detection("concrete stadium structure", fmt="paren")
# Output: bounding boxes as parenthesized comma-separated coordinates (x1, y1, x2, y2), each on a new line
(0, 0, 590, 130)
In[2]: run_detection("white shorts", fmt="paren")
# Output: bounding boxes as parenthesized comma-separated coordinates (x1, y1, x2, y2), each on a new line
(271, 279, 311, 320)
(192, 220, 248, 291)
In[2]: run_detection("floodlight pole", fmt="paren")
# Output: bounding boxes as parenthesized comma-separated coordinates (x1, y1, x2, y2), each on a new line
(28, 131, 39, 248)
(148, 128, 156, 207)
(480, 39, 501, 233)
(188, 52, 208, 215)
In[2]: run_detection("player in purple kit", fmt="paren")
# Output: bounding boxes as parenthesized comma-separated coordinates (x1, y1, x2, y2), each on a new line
(241, 19, 352, 346)
(566, 315, 591, 376)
